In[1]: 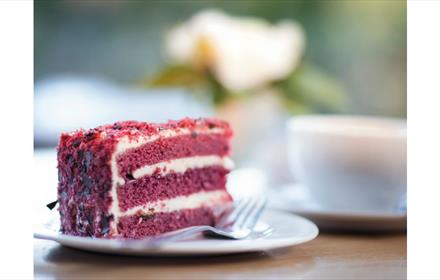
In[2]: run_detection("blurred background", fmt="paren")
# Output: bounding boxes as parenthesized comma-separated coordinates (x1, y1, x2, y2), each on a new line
(34, 0, 406, 186)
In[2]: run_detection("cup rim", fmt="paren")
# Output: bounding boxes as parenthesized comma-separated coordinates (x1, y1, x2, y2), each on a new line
(287, 114, 406, 139)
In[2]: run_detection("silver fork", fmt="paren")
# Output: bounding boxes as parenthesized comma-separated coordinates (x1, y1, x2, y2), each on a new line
(132, 196, 270, 248)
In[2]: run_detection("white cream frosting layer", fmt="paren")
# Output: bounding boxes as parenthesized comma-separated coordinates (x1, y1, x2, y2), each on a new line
(120, 190, 231, 217)
(108, 126, 230, 234)
(115, 127, 225, 154)
(132, 155, 234, 179)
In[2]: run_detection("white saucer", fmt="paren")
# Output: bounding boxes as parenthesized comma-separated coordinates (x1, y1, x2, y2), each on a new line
(34, 209, 318, 256)
(269, 184, 406, 232)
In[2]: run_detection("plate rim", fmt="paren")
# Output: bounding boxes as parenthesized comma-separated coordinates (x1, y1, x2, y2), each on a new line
(273, 184, 407, 221)
(34, 209, 319, 256)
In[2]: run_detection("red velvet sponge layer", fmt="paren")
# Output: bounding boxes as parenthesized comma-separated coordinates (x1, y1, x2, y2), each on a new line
(117, 133, 230, 179)
(117, 166, 230, 211)
(117, 208, 215, 238)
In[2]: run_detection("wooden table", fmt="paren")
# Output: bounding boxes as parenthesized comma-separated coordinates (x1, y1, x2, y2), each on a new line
(34, 233, 406, 279)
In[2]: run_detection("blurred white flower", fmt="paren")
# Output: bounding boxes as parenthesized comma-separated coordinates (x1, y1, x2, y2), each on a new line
(166, 10, 305, 92)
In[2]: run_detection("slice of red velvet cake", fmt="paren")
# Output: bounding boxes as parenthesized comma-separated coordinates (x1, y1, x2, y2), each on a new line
(57, 118, 234, 238)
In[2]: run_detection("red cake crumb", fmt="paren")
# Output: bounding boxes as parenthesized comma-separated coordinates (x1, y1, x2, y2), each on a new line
(57, 130, 115, 237)
(57, 118, 233, 238)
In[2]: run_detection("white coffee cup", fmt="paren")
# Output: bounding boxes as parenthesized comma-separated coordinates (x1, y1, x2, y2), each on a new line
(287, 115, 406, 212)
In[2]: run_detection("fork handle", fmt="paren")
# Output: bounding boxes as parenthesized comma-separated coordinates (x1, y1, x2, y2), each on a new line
(145, 226, 211, 248)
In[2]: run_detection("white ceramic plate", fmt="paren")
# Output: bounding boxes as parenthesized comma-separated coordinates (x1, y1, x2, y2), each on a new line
(34, 209, 318, 256)
(269, 184, 406, 232)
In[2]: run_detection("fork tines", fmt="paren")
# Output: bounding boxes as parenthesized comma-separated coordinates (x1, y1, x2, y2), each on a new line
(216, 196, 267, 230)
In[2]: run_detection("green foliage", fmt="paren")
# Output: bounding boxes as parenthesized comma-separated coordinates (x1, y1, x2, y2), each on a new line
(148, 65, 205, 88)
(147, 63, 346, 114)
(275, 64, 346, 114)
(147, 64, 244, 106)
